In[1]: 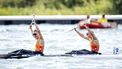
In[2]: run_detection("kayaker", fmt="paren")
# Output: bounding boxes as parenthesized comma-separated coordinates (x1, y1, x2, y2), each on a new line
(98, 14, 111, 27)
(74, 25, 100, 54)
(78, 15, 91, 26)
(98, 14, 108, 23)
(4, 16, 44, 58)
(29, 22, 44, 56)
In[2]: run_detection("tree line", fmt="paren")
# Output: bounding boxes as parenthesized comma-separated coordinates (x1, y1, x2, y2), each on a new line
(0, 0, 122, 14)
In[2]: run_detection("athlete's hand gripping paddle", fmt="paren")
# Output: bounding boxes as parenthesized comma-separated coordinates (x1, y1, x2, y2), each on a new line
(31, 14, 36, 25)
(29, 14, 37, 30)
(67, 19, 89, 32)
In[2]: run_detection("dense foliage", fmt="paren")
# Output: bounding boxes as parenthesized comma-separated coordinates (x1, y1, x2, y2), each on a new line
(0, 0, 121, 15)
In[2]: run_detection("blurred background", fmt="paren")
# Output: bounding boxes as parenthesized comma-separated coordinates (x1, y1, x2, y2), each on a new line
(0, 0, 122, 15)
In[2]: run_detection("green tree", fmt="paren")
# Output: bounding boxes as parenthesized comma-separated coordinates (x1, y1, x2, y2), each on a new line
(43, 0, 99, 9)
(0, 0, 36, 8)
(112, 0, 122, 14)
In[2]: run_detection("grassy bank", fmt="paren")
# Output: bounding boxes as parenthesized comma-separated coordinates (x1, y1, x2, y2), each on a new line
(0, 0, 114, 15)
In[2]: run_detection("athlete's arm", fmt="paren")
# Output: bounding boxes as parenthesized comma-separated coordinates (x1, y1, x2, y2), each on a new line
(74, 28, 89, 40)
(84, 25, 92, 33)
(84, 25, 96, 35)
(29, 24, 34, 34)
(84, 25, 98, 40)
(34, 23, 44, 39)
(34, 23, 40, 32)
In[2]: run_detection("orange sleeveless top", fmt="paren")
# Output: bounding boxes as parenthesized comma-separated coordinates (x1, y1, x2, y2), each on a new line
(89, 37, 99, 52)
(35, 39, 44, 52)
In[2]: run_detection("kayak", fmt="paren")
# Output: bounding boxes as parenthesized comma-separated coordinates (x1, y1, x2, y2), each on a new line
(0, 48, 121, 59)
(0, 49, 73, 59)
(79, 22, 117, 29)
(65, 49, 101, 55)
(0, 54, 31, 59)
(0, 49, 101, 59)
(0, 54, 72, 59)
(0, 49, 44, 59)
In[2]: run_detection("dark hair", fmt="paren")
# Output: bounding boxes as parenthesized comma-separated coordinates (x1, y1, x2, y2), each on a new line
(87, 15, 90, 19)
(33, 33, 37, 35)
(102, 14, 105, 18)
(86, 32, 93, 36)
(34, 30, 37, 32)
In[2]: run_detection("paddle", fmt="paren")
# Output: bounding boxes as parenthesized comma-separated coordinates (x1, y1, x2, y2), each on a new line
(29, 14, 36, 36)
(31, 14, 36, 25)
(67, 20, 87, 32)
(29, 14, 37, 30)
(67, 26, 79, 32)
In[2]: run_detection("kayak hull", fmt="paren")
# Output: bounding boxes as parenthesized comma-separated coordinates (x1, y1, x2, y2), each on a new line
(1, 54, 122, 59)
(79, 22, 117, 29)
(0, 49, 101, 59)
(65, 49, 101, 55)
(0, 54, 72, 59)
(80, 24, 110, 29)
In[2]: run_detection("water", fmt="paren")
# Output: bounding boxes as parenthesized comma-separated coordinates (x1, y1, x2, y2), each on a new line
(0, 24, 122, 69)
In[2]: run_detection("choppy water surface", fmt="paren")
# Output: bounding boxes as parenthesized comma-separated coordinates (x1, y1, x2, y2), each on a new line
(0, 24, 122, 69)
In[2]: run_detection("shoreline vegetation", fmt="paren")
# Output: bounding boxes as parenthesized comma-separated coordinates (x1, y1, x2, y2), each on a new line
(0, 0, 121, 15)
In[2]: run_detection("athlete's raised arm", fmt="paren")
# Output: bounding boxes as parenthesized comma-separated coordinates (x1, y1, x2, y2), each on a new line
(84, 25, 95, 36)
(74, 28, 89, 40)
(34, 22, 40, 32)
(29, 24, 34, 34)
